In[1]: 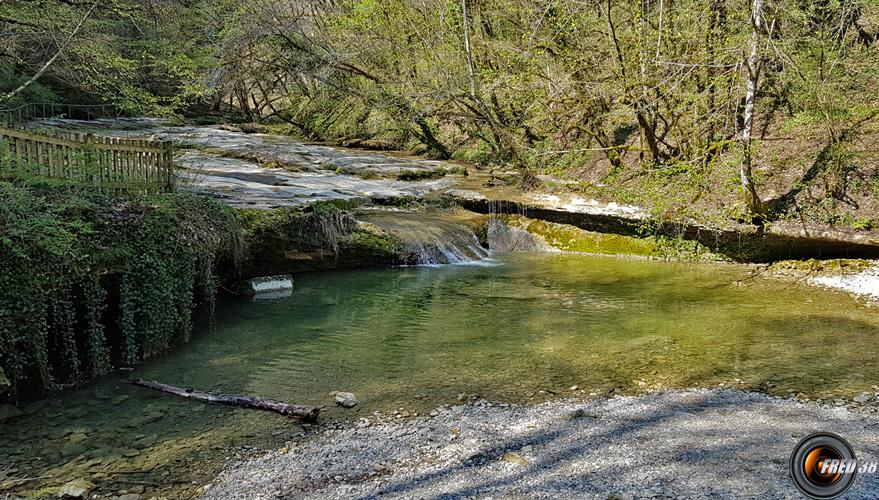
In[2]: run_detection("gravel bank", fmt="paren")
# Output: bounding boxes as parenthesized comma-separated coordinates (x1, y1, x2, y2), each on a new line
(203, 389, 879, 499)
(811, 264, 879, 301)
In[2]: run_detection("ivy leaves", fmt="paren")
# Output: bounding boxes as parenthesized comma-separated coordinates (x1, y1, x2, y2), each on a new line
(0, 183, 238, 396)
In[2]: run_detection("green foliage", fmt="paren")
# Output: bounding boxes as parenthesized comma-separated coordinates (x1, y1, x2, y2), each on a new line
(0, 0, 223, 114)
(0, 182, 241, 395)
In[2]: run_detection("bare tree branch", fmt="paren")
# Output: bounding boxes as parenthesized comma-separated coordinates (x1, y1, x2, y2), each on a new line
(0, 0, 98, 104)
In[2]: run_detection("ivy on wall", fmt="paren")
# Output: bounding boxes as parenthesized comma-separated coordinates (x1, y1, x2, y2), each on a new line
(0, 182, 242, 396)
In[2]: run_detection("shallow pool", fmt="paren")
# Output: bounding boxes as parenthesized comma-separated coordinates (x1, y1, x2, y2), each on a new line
(3, 252, 877, 497)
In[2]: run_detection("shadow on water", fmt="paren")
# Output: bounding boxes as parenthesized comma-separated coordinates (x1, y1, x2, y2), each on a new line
(3, 252, 879, 497)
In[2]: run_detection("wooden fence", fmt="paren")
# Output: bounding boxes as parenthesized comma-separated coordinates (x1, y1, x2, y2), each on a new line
(0, 126, 174, 190)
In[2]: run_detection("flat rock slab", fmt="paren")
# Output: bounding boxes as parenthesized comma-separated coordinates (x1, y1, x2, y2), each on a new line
(203, 389, 879, 499)
(30, 119, 457, 209)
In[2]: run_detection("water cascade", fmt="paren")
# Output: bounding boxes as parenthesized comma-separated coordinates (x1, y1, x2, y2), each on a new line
(360, 211, 491, 265)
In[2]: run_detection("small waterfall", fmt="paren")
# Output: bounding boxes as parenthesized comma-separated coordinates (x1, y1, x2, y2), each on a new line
(485, 218, 553, 252)
(399, 227, 490, 265)
(360, 211, 491, 266)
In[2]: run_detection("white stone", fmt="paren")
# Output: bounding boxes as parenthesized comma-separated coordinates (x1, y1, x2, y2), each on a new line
(335, 392, 359, 408)
(58, 479, 95, 498)
(242, 275, 293, 296)
(853, 392, 872, 404)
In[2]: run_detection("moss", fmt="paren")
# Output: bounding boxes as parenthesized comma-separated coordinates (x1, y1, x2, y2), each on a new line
(395, 166, 467, 181)
(198, 148, 307, 172)
(338, 225, 399, 264)
(235, 206, 403, 275)
(310, 198, 367, 213)
(767, 258, 873, 276)
(499, 215, 724, 261)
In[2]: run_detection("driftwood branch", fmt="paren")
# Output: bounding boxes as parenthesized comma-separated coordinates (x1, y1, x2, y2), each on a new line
(130, 379, 319, 422)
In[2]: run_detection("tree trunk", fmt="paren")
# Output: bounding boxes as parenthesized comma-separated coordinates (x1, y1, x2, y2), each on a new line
(741, 0, 765, 218)
(460, 0, 517, 165)
(461, 0, 478, 102)
(131, 379, 320, 422)
(413, 114, 450, 159)
(638, 0, 658, 165)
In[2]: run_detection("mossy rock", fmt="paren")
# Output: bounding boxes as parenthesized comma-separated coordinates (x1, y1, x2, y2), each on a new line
(235, 206, 402, 275)
(499, 215, 722, 261)
(767, 258, 873, 276)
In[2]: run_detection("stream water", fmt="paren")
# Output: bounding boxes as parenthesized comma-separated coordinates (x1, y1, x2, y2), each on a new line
(3, 252, 879, 497)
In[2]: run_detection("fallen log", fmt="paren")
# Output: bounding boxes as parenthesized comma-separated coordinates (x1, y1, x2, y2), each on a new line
(130, 379, 319, 422)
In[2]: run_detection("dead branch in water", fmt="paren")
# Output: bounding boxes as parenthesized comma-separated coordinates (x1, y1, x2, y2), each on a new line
(129, 379, 319, 422)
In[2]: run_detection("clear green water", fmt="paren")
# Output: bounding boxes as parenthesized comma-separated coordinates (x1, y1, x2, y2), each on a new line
(3, 252, 879, 497)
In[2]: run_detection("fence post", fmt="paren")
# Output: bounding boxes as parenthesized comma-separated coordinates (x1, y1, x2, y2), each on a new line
(84, 133, 98, 186)
(163, 141, 173, 189)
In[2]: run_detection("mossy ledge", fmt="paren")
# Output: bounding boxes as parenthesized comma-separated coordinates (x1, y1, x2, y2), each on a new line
(452, 195, 879, 263)
(0, 185, 410, 399)
(234, 206, 402, 279)
(496, 215, 723, 261)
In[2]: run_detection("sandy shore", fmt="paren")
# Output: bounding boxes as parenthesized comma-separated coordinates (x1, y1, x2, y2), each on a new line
(203, 389, 879, 499)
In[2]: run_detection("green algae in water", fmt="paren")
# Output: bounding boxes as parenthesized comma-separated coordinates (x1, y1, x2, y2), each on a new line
(4, 252, 879, 497)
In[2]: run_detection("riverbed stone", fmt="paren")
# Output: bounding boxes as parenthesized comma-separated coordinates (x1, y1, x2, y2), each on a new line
(61, 443, 88, 457)
(112, 394, 130, 405)
(334, 392, 359, 408)
(132, 435, 158, 449)
(127, 411, 165, 427)
(501, 451, 528, 465)
(68, 432, 89, 444)
(58, 479, 95, 498)
(853, 392, 872, 404)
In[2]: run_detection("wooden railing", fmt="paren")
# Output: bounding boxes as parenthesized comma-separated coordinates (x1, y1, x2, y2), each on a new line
(0, 102, 125, 126)
(0, 126, 174, 190)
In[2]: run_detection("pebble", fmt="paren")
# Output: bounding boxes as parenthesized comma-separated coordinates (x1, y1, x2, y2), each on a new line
(501, 451, 528, 465)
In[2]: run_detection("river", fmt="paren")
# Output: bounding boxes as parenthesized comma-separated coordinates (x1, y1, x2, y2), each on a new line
(3, 252, 878, 497)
